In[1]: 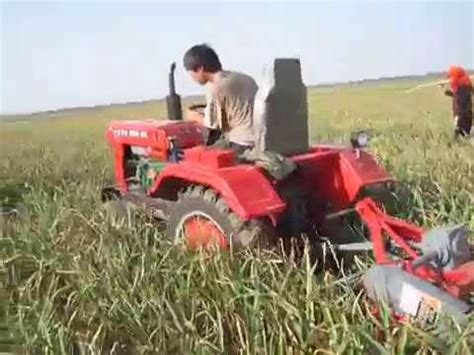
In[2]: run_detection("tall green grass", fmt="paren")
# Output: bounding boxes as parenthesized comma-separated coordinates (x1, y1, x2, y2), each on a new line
(1, 81, 473, 353)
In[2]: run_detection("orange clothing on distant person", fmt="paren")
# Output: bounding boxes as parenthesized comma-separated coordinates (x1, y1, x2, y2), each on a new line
(444, 65, 472, 137)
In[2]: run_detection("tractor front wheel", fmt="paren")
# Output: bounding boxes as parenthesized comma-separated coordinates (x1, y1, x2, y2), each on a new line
(166, 186, 273, 251)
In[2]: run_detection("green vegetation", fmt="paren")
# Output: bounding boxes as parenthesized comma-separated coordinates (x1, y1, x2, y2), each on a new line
(1, 79, 473, 353)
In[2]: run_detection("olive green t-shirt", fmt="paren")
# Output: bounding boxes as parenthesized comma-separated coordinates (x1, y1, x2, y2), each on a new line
(204, 70, 258, 147)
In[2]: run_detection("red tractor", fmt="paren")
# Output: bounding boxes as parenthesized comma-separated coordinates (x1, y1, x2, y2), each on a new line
(103, 60, 473, 327)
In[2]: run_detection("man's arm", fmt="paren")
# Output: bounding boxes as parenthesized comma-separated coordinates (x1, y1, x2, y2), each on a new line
(185, 104, 207, 124)
(444, 89, 454, 97)
(185, 108, 205, 124)
(203, 95, 222, 130)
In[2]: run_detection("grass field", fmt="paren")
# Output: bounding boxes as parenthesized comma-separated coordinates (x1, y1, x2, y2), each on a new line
(1, 79, 473, 354)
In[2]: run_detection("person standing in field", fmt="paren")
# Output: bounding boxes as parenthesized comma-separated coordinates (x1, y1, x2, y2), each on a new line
(182, 44, 258, 154)
(443, 65, 472, 138)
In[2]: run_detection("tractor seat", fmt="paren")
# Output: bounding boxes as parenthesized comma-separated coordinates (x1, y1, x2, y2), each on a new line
(253, 58, 309, 156)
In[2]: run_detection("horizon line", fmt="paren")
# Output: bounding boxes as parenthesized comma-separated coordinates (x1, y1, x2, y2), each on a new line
(2, 69, 471, 118)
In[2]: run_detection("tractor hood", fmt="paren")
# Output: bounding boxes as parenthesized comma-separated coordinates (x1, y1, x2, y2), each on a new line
(105, 119, 206, 150)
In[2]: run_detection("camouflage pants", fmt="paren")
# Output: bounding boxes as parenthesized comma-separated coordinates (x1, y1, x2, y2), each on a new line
(209, 136, 297, 181)
(240, 149, 297, 181)
(210, 136, 251, 156)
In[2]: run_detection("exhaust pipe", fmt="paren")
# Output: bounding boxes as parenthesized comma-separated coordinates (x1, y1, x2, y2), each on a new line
(166, 62, 182, 120)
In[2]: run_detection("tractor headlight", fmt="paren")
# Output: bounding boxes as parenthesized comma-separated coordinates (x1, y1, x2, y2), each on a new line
(350, 130, 370, 149)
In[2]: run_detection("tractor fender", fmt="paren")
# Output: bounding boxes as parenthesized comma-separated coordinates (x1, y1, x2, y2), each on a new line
(337, 150, 393, 204)
(148, 162, 286, 222)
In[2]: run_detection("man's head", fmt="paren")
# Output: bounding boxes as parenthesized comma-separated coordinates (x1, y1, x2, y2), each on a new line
(447, 65, 471, 91)
(183, 44, 222, 85)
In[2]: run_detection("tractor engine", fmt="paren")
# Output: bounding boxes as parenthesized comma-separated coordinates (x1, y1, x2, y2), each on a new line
(105, 62, 209, 193)
(106, 119, 207, 192)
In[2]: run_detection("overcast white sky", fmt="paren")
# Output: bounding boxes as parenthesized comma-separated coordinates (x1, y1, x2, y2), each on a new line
(1, 0, 473, 114)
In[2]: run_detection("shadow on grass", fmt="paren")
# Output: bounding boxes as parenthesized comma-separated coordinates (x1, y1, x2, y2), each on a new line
(0, 183, 30, 214)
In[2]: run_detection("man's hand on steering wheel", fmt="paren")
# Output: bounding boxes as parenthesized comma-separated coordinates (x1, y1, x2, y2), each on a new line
(185, 104, 206, 125)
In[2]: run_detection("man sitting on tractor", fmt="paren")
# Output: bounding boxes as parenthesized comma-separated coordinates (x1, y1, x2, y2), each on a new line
(183, 44, 258, 154)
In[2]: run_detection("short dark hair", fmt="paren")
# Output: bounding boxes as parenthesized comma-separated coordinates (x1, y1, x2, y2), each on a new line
(183, 44, 222, 73)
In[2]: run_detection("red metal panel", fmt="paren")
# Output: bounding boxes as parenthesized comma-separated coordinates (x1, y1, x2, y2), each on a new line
(338, 150, 393, 203)
(291, 148, 348, 209)
(290, 146, 393, 210)
(356, 198, 424, 264)
(148, 162, 286, 221)
(184, 147, 235, 169)
(114, 147, 127, 192)
(443, 261, 474, 297)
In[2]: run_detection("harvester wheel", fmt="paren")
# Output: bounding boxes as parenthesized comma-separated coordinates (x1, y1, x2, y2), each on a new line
(166, 185, 273, 251)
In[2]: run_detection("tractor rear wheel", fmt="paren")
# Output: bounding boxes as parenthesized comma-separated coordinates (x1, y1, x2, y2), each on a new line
(166, 185, 273, 251)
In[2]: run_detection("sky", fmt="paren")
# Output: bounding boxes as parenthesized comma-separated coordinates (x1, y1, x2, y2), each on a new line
(1, 0, 473, 115)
